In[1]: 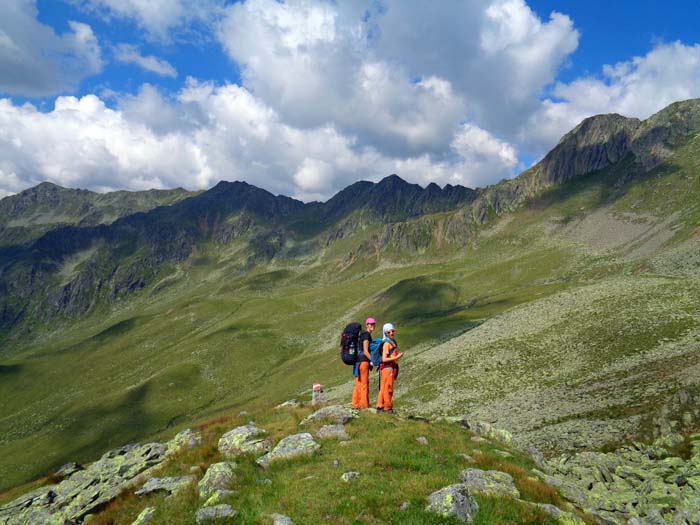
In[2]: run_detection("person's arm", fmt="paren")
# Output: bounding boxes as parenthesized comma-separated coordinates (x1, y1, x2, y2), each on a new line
(382, 342, 403, 363)
(362, 337, 371, 361)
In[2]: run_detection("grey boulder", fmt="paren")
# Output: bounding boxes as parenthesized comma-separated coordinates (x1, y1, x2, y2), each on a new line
(300, 406, 358, 425)
(135, 476, 196, 497)
(218, 424, 271, 457)
(195, 504, 237, 523)
(426, 484, 479, 523)
(198, 462, 238, 499)
(459, 468, 520, 498)
(256, 433, 321, 468)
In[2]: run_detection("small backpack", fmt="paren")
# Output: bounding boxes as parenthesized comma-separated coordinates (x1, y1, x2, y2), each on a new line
(369, 338, 394, 367)
(340, 322, 362, 366)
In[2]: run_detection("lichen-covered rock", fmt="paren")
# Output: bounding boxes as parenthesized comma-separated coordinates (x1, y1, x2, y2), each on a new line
(300, 406, 358, 426)
(203, 489, 237, 507)
(131, 506, 156, 525)
(0, 441, 173, 525)
(459, 468, 520, 498)
(654, 432, 684, 449)
(134, 476, 195, 497)
(316, 424, 349, 440)
(166, 429, 202, 455)
(425, 484, 478, 523)
(536, 504, 586, 525)
(341, 471, 360, 482)
(54, 463, 84, 478)
(195, 504, 237, 523)
(416, 436, 429, 445)
(218, 424, 271, 457)
(276, 399, 299, 409)
(256, 433, 321, 468)
(198, 462, 238, 499)
(267, 513, 294, 524)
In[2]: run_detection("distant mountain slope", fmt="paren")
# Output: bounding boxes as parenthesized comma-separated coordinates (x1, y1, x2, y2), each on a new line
(0, 182, 195, 247)
(1, 99, 700, 494)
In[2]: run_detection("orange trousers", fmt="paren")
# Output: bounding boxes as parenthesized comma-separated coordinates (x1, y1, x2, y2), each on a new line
(352, 361, 370, 409)
(376, 367, 395, 410)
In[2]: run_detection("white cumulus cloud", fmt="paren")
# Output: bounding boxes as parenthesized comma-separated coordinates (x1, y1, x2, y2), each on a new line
(72, 0, 227, 41)
(114, 44, 177, 77)
(0, 0, 102, 97)
(524, 41, 700, 153)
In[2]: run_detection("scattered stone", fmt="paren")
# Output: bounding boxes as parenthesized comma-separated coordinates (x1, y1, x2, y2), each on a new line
(166, 429, 202, 455)
(267, 513, 294, 524)
(333, 460, 341, 468)
(135, 476, 195, 497)
(459, 468, 520, 498)
(198, 462, 237, 499)
(654, 432, 684, 449)
(276, 399, 299, 409)
(316, 424, 349, 440)
(190, 466, 202, 474)
(55, 462, 84, 478)
(426, 484, 479, 523)
(218, 424, 271, 457)
(545, 442, 700, 523)
(203, 489, 238, 507)
(527, 445, 550, 472)
(239, 410, 249, 416)
(256, 433, 321, 468)
(443, 418, 515, 446)
(338, 440, 353, 447)
(460, 454, 474, 462)
(300, 405, 358, 425)
(195, 504, 237, 524)
(470, 436, 487, 443)
(257, 478, 273, 485)
(494, 450, 512, 458)
(535, 503, 586, 525)
(416, 436, 429, 445)
(131, 506, 156, 525)
(400, 501, 410, 511)
(341, 471, 360, 482)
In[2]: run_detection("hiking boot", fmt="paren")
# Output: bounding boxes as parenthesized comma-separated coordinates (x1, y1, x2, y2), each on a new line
(383, 408, 394, 414)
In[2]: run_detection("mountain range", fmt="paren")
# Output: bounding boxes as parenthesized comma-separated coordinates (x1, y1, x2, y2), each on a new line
(1, 98, 700, 499)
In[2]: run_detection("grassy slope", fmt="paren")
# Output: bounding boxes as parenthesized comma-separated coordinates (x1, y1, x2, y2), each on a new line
(1, 137, 700, 494)
(83, 403, 595, 525)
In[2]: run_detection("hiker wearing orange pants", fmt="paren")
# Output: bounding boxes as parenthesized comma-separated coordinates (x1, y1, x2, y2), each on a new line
(352, 318, 375, 409)
(376, 323, 403, 413)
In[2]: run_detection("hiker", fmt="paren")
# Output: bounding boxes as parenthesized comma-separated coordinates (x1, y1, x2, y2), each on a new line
(376, 322, 404, 413)
(352, 317, 375, 409)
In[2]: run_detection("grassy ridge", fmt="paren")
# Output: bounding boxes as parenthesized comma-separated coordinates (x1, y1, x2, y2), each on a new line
(84, 403, 594, 525)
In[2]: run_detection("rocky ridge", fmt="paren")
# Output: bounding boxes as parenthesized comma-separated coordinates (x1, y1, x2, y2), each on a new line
(5, 401, 700, 524)
(0, 429, 201, 525)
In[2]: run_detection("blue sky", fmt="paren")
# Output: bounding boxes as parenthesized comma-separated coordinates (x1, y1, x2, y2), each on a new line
(1, 0, 699, 200)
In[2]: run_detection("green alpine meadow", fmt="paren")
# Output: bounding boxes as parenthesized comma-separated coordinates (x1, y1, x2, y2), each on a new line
(2, 99, 700, 524)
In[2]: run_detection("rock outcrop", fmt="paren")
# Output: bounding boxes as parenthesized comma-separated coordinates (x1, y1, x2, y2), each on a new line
(198, 462, 238, 500)
(459, 468, 520, 498)
(543, 434, 700, 524)
(300, 405, 358, 426)
(134, 476, 195, 497)
(256, 433, 321, 468)
(218, 424, 271, 457)
(0, 430, 199, 525)
(426, 484, 479, 523)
